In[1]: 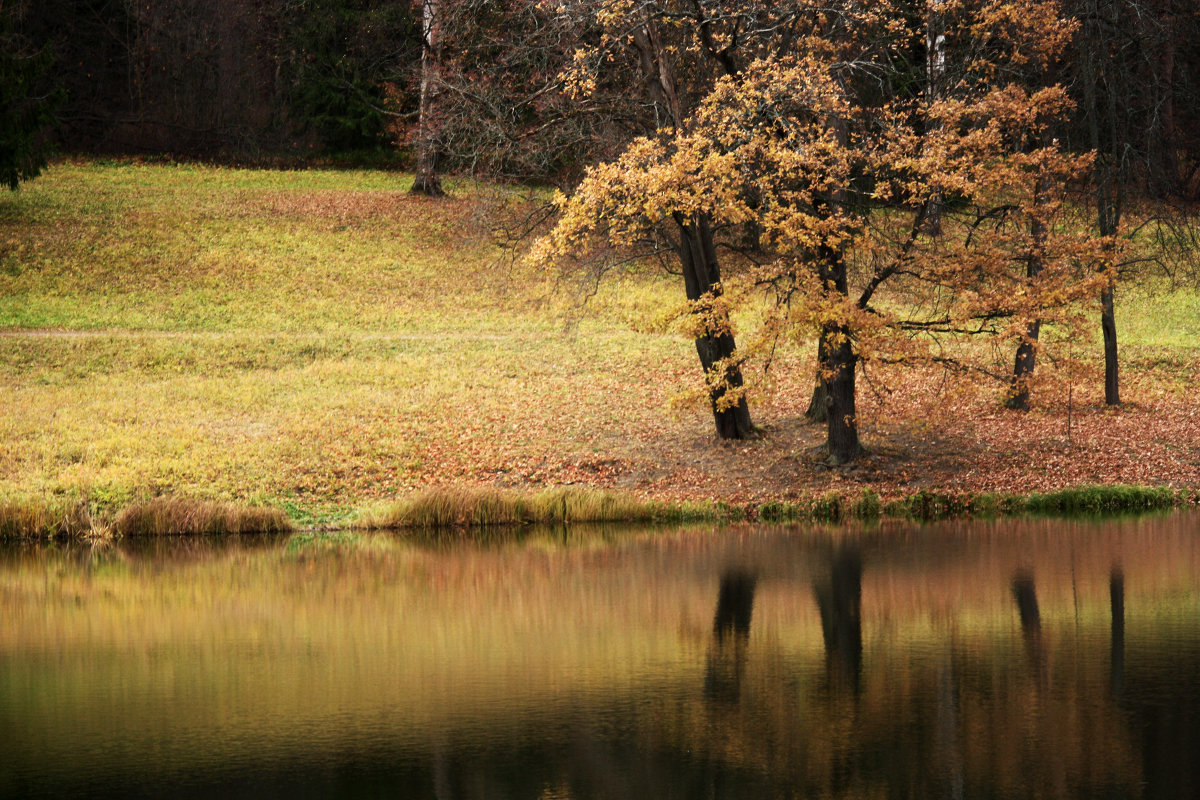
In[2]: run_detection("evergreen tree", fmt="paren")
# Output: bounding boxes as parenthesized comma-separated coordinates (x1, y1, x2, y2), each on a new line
(0, 1, 63, 189)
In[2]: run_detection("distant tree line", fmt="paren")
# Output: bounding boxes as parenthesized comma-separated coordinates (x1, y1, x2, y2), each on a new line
(5, 0, 1198, 187)
(5, 0, 419, 159)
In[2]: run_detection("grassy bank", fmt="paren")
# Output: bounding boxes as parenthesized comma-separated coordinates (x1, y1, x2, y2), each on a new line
(0, 494, 291, 539)
(2, 162, 1198, 525)
(757, 484, 1193, 524)
(356, 486, 722, 529)
(2, 484, 1195, 540)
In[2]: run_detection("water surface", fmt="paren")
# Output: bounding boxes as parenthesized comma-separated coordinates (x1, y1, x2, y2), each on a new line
(2, 513, 1199, 798)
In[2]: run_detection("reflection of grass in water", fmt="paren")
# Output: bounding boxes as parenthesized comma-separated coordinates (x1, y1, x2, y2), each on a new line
(284, 529, 365, 556)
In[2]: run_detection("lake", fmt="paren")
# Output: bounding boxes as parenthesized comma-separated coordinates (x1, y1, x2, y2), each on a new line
(2, 512, 1198, 798)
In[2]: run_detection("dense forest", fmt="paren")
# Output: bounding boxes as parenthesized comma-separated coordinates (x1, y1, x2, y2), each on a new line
(4, 0, 1198, 186)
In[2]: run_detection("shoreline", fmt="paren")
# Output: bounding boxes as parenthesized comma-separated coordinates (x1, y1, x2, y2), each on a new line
(2, 483, 1196, 542)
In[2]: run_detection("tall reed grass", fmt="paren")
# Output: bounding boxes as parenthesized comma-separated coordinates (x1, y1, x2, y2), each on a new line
(0, 496, 93, 539)
(114, 497, 292, 536)
(355, 486, 719, 530)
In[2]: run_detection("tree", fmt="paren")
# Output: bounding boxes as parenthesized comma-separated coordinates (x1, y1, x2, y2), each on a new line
(1075, 0, 1125, 406)
(525, 1, 835, 440)
(403, 0, 611, 186)
(1061, 0, 1200, 406)
(532, 0, 1111, 462)
(279, 0, 417, 154)
(0, 0, 63, 189)
(409, 0, 444, 195)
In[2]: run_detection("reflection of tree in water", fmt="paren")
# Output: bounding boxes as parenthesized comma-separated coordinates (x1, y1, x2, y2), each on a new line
(704, 571, 757, 703)
(1011, 569, 1046, 681)
(10, 526, 1197, 799)
(1111, 566, 1124, 696)
(816, 546, 863, 695)
(1116, 565, 1200, 800)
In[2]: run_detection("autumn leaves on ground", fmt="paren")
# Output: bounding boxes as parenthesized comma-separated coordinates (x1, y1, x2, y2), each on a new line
(1, 163, 1198, 525)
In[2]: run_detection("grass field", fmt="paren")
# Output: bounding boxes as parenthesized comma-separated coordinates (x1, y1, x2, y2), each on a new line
(1, 162, 1198, 529)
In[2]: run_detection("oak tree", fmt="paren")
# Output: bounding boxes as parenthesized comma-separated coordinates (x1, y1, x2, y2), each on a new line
(533, 0, 1112, 462)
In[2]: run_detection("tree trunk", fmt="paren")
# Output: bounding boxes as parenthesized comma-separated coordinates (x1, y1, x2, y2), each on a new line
(823, 325, 859, 463)
(1083, 0, 1122, 405)
(804, 335, 829, 424)
(634, 21, 751, 439)
(410, 0, 444, 196)
(1006, 320, 1041, 412)
(1102, 284, 1120, 405)
(1156, 17, 1179, 196)
(1006, 178, 1048, 411)
(695, 335, 754, 439)
(924, 0, 946, 235)
(675, 212, 755, 440)
(817, 239, 859, 462)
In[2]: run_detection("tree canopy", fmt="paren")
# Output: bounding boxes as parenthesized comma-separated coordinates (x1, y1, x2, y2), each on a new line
(530, 0, 1115, 461)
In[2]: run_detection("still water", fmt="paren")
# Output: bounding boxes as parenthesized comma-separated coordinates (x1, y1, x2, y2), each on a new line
(2, 513, 1199, 799)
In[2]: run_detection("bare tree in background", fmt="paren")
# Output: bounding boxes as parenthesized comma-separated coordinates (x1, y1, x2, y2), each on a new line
(410, 0, 444, 195)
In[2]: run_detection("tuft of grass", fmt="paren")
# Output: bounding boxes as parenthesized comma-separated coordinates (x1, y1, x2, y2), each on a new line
(1020, 484, 1179, 515)
(355, 486, 719, 530)
(525, 486, 663, 524)
(0, 495, 93, 539)
(754, 485, 1189, 525)
(757, 489, 883, 524)
(890, 489, 978, 521)
(114, 497, 292, 536)
(879, 484, 1181, 521)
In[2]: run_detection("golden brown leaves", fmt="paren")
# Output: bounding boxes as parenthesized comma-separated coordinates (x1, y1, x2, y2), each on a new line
(531, 0, 1115, 430)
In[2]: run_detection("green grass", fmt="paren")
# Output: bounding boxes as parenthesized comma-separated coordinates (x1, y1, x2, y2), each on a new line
(757, 489, 883, 523)
(1020, 484, 1180, 515)
(1118, 284, 1200, 350)
(878, 485, 1185, 522)
(0, 482, 1192, 541)
(1, 162, 1197, 534)
(0, 162, 687, 518)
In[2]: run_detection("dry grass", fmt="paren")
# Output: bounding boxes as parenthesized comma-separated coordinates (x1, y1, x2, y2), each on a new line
(114, 497, 292, 536)
(0, 493, 289, 540)
(0, 496, 93, 539)
(356, 485, 713, 530)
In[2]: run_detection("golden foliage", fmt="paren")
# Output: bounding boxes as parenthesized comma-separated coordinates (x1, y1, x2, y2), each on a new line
(532, 0, 1116, 428)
